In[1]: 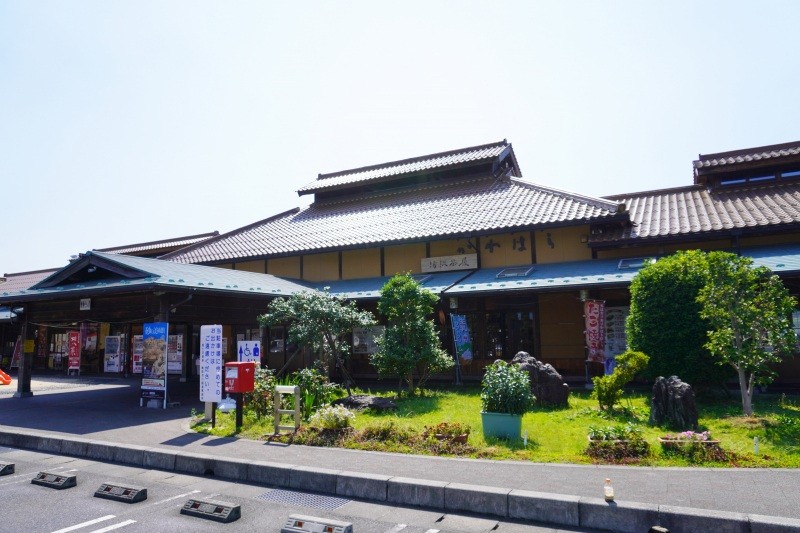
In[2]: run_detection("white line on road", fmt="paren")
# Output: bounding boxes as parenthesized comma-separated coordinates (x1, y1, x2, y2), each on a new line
(50, 515, 116, 533)
(89, 520, 136, 533)
(385, 525, 407, 533)
(152, 489, 201, 505)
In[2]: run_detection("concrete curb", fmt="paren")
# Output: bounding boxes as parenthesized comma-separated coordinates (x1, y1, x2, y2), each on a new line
(3, 429, 800, 532)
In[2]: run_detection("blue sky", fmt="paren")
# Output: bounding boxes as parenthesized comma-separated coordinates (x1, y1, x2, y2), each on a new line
(2, 1, 799, 274)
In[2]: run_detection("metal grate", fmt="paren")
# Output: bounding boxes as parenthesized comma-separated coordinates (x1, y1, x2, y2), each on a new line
(256, 489, 350, 511)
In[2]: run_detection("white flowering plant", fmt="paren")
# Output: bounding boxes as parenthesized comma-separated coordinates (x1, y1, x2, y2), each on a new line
(308, 405, 356, 430)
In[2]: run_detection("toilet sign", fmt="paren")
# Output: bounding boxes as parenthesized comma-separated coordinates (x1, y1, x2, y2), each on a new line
(236, 341, 260, 364)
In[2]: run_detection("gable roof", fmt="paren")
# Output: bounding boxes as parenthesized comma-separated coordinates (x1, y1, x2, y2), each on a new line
(297, 140, 520, 196)
(166, 175, 623, 265)
(694, 140, 800, 171)
(597, 181, 800, 244)
(0, 269, 58, 294)
(0, 251, 310, 302)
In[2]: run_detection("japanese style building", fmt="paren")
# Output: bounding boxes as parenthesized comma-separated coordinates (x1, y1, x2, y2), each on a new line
(3, 140, 800, 386)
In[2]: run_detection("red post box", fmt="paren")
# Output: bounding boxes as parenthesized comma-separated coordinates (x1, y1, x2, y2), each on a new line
(224, 361, 255, 393)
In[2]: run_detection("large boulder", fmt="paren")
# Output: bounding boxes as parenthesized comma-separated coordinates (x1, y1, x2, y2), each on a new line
(649, 375, 698, 430)
(332, 394, 397, 411)
(511, 351, 570, 407)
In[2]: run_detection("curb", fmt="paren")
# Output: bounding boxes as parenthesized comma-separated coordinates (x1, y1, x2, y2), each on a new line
(1, 428, 799, 533)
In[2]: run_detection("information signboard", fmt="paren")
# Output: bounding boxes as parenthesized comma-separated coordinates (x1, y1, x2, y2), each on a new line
(236, 340, 261, 363)
(352, 327, 384, 355)
(167, 334, 183, 374)
(200, 325, 223, 403)
(132, 335, 143, 374)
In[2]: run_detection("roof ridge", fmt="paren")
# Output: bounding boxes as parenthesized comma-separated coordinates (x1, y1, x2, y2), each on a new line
(697, 140, 800, 162)
(160, 208, 300, 261)
(509, 177, 622, 211)
(94, 231, 220, 253)
(316, 140, 508, 180)
(2, 267, 59, 278)
(603, 183, 704, 200)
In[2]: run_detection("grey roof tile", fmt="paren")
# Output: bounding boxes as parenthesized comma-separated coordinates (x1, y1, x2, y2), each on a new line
(169, 176, 622, 264)
(598, 181, 800, 242)
(694, 141, 800, 169)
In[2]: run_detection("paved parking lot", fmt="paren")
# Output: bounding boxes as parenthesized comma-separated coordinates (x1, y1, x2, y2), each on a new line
(0, 447, 595, 533)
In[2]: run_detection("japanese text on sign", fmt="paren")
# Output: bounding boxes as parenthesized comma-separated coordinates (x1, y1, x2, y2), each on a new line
(584, 299, 606, 363)
(200, 325, 223, 403)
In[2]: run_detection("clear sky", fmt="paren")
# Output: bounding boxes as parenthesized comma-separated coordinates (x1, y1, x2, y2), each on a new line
(2, 1, 799, 275)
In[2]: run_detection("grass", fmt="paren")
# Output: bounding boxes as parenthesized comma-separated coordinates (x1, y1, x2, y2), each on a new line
(192, 387, 800, 467)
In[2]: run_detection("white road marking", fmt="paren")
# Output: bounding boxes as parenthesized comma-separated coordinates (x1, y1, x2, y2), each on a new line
(152, 489, 201, 505)
(385, 525, 407, 533)
(89, 520, 136, 533)
(50, 515, 116, 533)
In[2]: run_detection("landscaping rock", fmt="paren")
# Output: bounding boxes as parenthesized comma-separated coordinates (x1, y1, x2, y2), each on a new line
(649, 375, 698, 430)
(511, 351, 570, 407)
(332, 394, 397, 411)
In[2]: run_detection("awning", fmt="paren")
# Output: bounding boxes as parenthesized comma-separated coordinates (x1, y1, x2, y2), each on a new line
(312, 270, 472, 300)
(0, 307, 17, 324)
(746, 243, 800, 274)
(443, 257, 646, 296)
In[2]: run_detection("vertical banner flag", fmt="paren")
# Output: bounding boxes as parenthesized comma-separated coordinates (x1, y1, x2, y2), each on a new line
(450, 314, 474, 362)
(141, 322, 168, 406)
(10, 335, 23, 369)
(200, 325, 223, 403)
(68, 331, 81, 372)
(236, 340, 260, 363)
(584, 299, 606, 363)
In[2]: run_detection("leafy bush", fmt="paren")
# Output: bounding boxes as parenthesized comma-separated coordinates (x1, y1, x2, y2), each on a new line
(587, 423, 642, 441)
(308, 405, 355, 430)
(244, 367, 276, 418)
(289, 366, 339, 420)
(481, 360, 534, 415)
(360, 420, 416, 443)
(592, 350, 649, 411)
(659, 431, 727, 462)
(421, 421, 470, 439)
(627, 250, 729, 386)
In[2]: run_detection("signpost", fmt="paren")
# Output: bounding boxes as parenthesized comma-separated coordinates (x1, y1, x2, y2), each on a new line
(236, 340, 260, 363)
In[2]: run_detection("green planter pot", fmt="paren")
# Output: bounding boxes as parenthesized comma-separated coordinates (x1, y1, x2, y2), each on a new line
(481, 411, 522, 440)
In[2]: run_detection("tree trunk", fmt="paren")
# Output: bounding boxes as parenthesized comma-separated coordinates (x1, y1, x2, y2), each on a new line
(737, 366, 753, 416)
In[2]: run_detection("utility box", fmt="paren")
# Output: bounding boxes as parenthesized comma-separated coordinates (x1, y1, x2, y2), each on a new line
(224, 361, 255, 393)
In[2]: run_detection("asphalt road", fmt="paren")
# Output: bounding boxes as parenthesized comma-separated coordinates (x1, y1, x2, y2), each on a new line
(0, 447, 600, 533)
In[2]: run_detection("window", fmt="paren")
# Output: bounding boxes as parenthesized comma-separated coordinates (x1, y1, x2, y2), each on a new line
(496, 266, 534, 279)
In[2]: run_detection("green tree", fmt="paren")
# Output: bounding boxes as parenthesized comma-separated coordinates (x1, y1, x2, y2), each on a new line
(698, 252, 797, 416)
(627, 250, 727, 386)
(371, 274, 454, 395)
(258, 289, 376, 395)
(592, 350, 649, 411)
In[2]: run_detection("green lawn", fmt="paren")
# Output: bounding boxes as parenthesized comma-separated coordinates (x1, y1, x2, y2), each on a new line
(193, 387, 800, 467)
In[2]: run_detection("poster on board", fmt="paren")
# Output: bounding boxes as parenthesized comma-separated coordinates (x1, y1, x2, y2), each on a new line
(141, 322, 168, 407)
(104, 336, 121, 373)
(132, 335, 143, 374)
(200, 325, 223, 403)
(167, 334, 183, 374)
(352, 327, 384, 355)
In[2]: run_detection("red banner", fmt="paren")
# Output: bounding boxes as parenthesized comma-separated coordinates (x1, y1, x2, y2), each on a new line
(584, 299, 606, 363)
(68, 331, 81, 371)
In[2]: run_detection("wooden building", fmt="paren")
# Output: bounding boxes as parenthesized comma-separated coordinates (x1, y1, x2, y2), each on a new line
(3, 140, 800, 385)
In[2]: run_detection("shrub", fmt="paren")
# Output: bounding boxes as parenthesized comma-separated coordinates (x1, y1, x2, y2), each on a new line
(659, 431, 727, 462)
(308, 405, 355, 430)
(421, 421, 470, 439)
(289, 366, 339, 420)
(592, 350, 649, 411)
(481, 360, 534, 415)
(360, 420, 415, 443)
(245, 367, 276, 418)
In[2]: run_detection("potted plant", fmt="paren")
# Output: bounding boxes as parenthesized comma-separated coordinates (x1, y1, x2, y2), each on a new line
(480, 360, 534, 440)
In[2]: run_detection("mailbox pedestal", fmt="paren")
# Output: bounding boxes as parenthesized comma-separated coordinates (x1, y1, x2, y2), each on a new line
(224, 362, 256, 430)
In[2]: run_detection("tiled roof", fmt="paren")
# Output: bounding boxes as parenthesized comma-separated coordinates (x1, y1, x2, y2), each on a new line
(0, 269, 58, 293)
(167, 175, 622, 264)
(95, 231, 219, 256)
(297, 141, 517, 195)
(597, 181, 800, 243)
(694, 141, 800, 169)
(0, 251, 311, 301)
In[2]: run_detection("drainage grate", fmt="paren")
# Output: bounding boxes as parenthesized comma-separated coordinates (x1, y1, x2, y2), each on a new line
(256, 489, 350, 510)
